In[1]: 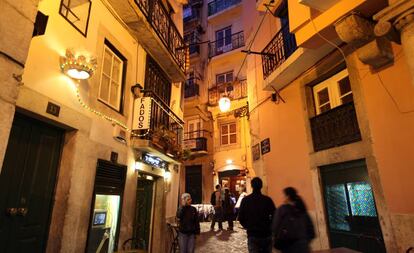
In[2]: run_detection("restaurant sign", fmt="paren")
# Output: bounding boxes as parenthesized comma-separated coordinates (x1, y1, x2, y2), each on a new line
(142, 153, 168, 170)
(133, 97, 152, 130)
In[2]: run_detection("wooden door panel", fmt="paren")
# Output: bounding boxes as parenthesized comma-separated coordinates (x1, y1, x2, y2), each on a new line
(0, 113, 63, 253)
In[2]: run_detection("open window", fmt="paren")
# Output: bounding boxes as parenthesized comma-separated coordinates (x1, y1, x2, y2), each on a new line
(59, 0, 91, 36)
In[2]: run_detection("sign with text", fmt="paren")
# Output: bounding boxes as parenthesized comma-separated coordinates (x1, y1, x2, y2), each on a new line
(142, 153, 168, 170)
(261, 138, 271, 155)
(133, 97, 152, 130)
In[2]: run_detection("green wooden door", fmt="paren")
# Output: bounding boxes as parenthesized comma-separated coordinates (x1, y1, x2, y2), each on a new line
(185, 165, 202, 204)
(135, 177, 155, 251)
(0, 113, 63, 253)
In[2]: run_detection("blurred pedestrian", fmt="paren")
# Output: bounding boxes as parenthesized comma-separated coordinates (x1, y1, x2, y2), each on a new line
(223, 188, 235, 230)
(272, 187, 315, 253)
(176, 193, 200, 253)
(210, 184, 223, 231)
(235, 186, 247, 219)
(239, 177, 276, 253)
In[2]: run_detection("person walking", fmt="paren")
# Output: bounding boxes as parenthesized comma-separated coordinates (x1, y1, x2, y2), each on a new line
(223, 188, 235, 231)
(235, 186, 247, 219)
(210, 184, 223, 231)
(238, 177, 276, 253)
(176, 193, 200, 253)
(272, 187, 315, 253)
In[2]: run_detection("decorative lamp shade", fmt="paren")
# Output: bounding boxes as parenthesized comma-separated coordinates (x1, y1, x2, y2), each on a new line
(219, 96, 231, 112)
(60, 49, 97, 80)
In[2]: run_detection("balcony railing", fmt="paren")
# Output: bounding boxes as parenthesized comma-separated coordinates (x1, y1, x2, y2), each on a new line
(310, 102, 362, 152)
(208, 0, 241, 16)
(135, 0, 187, 73)
(183, 130, 209, 153)
(209, 31, 244, 58)
(136, 90, 184, 153)
(208, 79, 247, 105)
(261, 24, 297, 79)
(184, 32, 201, 55)
(184, 80, 200, 98)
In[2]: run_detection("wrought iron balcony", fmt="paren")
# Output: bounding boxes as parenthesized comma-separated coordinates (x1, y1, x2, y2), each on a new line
(261, 24, 297, 79)
(135, 0, 187, 74)
(208, 0, 242, 16)
(310, 102, 362, 152)
(208, 31, 244, 58)
(183, 130, 209, 153)
(135, 90, 184, 156)
(184, 32, 201, 55)
(208, 79, 247, 105)
(185, 79, 200, 98)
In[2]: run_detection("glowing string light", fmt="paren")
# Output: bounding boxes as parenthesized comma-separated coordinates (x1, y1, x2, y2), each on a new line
(75, 85, 149, 137)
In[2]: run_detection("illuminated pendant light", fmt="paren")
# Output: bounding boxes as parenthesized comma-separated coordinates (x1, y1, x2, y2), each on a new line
(219, 96, 231, 112)
(60, 49, 97, 80)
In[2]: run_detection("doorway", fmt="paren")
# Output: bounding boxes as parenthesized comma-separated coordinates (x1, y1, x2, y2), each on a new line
(185, 165, 202, 204)
(85, 160, 127, 253)
(320, 159, 386, 253)
(134, 174, 156, 252)
(218, 170, 246, 199)
(0, 112, 64, 253)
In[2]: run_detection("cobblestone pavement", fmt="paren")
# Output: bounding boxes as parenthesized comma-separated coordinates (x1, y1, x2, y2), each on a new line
(195, 221, 248, 253)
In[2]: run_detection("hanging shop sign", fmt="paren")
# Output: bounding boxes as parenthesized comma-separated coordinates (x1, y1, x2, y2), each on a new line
(261, 138, 271, 155)
(133, 97, 152, 130)
(141, 153, 168, 170)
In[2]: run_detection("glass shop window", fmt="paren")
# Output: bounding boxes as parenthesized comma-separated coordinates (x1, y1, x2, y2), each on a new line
(313, 69, 353, 115)
(59, 0, 91, 36)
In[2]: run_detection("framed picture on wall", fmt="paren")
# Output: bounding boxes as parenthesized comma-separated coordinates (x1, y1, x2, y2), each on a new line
(252, 143, 260, 161)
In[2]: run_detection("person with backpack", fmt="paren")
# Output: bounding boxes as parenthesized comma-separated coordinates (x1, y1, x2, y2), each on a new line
(272, 187, 315, 253)
(238, 177, 276, 253)
(210, 184, 223, 231)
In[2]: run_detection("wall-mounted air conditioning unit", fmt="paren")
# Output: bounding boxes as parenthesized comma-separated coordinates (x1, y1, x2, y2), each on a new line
(298, 0, 340, 11)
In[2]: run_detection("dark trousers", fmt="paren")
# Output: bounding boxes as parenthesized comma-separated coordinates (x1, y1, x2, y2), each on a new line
(210, 206, 223, 229)
(247, 236, 272, 253)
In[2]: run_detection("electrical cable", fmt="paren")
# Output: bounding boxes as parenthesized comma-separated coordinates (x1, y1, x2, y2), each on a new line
(309, 16, 414, 114)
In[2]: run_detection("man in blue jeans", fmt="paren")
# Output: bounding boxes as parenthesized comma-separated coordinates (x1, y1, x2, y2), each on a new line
(177, 193, 200, 253)
(238, 177, 276, 253)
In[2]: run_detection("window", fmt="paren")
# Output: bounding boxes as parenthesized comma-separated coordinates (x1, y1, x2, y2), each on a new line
(187, 119, 202, 139)
(59, 0, 91, 36)
(216, 71, 233, 84)
(216, 27, 232, 53)
(98, 41, 126, 111)
(220, 122, 237, 145)
(313, 69, 353, 115)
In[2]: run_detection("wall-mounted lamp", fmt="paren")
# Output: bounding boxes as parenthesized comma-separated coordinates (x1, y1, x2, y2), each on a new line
(131, 83, 143, 97)
(60, 49, 97, 80)
(164, 168, 172, 181)
(226, 159, 233, 165)
(135, 161, 143, 171)
(219, 96, 231, 112)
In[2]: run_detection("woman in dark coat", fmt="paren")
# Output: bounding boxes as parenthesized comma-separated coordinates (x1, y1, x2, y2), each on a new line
(273, 187, 315, 253)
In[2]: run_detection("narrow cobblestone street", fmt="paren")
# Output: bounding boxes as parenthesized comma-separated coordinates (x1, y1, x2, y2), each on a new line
(195, 221, 248, 252)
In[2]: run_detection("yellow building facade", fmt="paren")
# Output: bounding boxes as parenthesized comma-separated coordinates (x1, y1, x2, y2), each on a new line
(0, 0, 187, 252)
(249, 0, 414, 252)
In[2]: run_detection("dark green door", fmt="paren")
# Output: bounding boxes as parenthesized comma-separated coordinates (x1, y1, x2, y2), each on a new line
(0, 113, 63, 253)
(135, 176, 155, 251)
(185, 165, 202, 204)
(321, 159, 386, 253)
